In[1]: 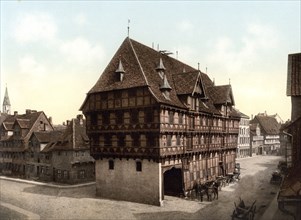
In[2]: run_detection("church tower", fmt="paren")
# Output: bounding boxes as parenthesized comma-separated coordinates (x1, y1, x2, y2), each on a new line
(3, 86, 11, 114)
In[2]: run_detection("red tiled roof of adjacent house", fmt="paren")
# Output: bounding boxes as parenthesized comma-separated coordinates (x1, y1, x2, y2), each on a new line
(33, 130, 64, 143)
(1, 111, 49, 135)
(44, 118, 89, 152)
(287, 53, 301, 96)
(16, 119, 30, 129)
(251, 114, 281, 135)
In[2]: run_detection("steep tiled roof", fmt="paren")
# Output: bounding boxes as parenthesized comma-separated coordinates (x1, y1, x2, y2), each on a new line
(16, 119, 30, 129)
(207, 85, 235, 105)
(83, 37, 240, 116)
(87, 38, 198, 109)
(44, 118, 89, 152)
(251, 115, 280, 135)
(33, 130, 63, 143)
(287, 53, 301, 96)
(0, 111, 53, 142)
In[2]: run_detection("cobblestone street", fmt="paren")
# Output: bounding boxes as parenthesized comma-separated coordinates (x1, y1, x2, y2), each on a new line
(0, 155, 289, 220)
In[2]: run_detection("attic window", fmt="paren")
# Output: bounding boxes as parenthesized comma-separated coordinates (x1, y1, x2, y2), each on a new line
(115, 60, 125, 82)
(162, 91, 170, 100)
(156, 58, 166, 79)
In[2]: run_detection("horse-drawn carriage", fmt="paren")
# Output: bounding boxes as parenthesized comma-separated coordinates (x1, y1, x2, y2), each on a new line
(231, 198, 256, 220)
(270, 170, 282, 185)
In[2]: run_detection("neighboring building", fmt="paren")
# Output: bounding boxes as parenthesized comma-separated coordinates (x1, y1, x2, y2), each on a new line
(25, 130, 63, 181)
(237, 111, 250, 158)
(278, 52, 301, 219)
(2, 86, 11, 115)
(287, 53, 301, 121)
(249, 123, 264, 156)
(250, 112, 281, 155)
(25, 115, 95, 184)
(81, 37, 241, 206)
(0, 110, 54, 176)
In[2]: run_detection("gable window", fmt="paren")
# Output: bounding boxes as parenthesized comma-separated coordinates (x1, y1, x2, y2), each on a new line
(63, 170, 68, 179)
(168, 111, 174, 124)
(116, 111, 124, 124)
(79, 170, 85, 179)
(57, 170, 62, 179)
(136, 161, 142, 172)
(145, 108, 153, 123)
(102, 112, 110, 125)
(132, 133, 140, 147)
(118, 134, 125, 147)
(167, 134, 172, 146)
(178, 113, 183, 124)
(131, 110, 139, 124)
(104, 135, 112, 147)
(91, 113, 98, 126)
(146, 134, 155, 147)
(176, 135, 181, 146)
(109, 160, 114, 170)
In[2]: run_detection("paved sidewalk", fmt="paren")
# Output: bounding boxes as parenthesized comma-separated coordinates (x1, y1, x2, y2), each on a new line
(0, 176, 95, 188)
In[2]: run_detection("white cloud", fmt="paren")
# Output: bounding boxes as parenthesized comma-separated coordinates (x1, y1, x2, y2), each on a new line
(13, 12, 57, 43)
(177, 20, 194, 32)
(206, 22, 279, 74)
(60, 37, 105, 64)
(19, 55, 46, 76)
(74, 13, 87, 26)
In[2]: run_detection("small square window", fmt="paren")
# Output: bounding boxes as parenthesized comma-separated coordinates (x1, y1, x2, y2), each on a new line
(136, 161, 142, 172)
(109, 160, 114, 170)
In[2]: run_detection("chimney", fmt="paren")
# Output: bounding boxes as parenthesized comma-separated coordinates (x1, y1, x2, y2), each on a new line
(14, 111, 18, 116)
(77, 114, 84, 125)
(26, 109, 31, 115)
(66, 120, 70, 126)
(48, 117, 53, 125)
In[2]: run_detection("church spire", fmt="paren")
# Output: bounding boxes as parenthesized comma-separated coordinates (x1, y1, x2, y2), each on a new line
(3, 85, 11, 114)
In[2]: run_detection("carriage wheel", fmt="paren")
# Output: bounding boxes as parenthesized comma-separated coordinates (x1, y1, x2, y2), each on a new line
(231, 210, 236, 220)
(248, 212, 254, 220)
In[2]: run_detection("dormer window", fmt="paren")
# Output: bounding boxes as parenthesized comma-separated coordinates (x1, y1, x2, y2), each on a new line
(156, 58, 165, 79)
(115, 60, 125, 82)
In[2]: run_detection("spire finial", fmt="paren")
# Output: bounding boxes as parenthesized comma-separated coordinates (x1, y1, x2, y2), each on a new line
(198, 62, 200, 70)
(127, 19, 130, 37)
(229, 78, 231, 85)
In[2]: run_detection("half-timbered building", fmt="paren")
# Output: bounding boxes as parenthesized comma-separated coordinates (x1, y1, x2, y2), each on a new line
(81, 37, 241, 206)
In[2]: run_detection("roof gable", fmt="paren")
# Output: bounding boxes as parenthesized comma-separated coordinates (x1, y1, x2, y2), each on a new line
(251, 115, 280, 134)
(207, 85, 235, 105)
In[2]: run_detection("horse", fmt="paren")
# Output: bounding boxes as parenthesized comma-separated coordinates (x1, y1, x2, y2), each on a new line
(205, 181, 219, 201)
(193, 182, 207, 202)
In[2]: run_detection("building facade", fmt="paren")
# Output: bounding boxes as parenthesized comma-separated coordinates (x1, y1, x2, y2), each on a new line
(81, 37, 241, 205)
(250, 112, 280, 155)
(237, 112, 250, 157)
(25, 115, 95, 184)
(0, 110, 53, 176)
(249, 123, 264, 156)
(278, 53, 301, 219)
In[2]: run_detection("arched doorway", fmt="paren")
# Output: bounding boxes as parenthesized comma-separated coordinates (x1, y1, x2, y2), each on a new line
(163, 167, 183, 196)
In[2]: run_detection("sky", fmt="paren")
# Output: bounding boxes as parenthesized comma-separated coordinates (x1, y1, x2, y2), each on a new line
(0, 0, 300, 124)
